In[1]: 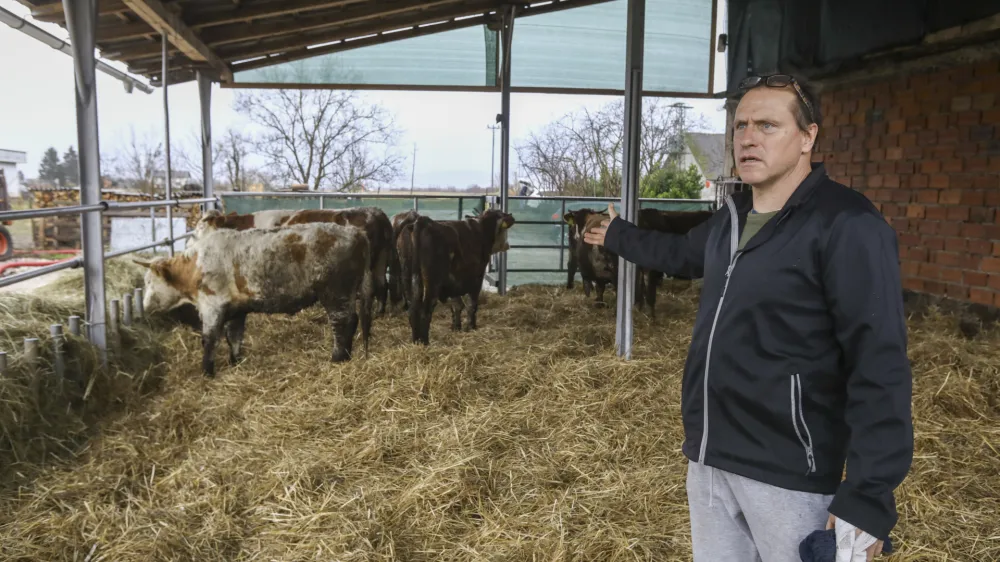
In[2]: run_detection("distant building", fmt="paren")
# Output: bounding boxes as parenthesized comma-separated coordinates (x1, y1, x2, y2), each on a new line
(680, 133, 726, 200)
(152, 169, 192, 190)
(0, 149, 28, 197)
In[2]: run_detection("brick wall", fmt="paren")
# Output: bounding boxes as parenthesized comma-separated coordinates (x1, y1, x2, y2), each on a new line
(813, 58, 1000, 308)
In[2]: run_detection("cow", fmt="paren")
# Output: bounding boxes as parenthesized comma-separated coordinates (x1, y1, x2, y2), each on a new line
(278, 208, 393, 316)
(563, 208, 617, 303)
(388, 209, 421, 312)
(563, 207, 713, 316)
(399, 209, 514, 345)
(194, 209, 296, 238)
(133, 222, 373, 377)
(196, 206, 393, 317)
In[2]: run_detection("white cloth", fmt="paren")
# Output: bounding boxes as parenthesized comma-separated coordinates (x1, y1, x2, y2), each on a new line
(835, 516, 878, 562)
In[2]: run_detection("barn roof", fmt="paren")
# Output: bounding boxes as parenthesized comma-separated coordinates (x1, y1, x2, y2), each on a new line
(14, 0, 614, 86)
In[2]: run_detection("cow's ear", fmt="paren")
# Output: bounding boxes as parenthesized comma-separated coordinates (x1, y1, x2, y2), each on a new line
(563, 213, 575, 225)
(500, 216, 514, 229)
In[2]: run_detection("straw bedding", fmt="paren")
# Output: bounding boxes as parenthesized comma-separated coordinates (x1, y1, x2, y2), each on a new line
(0, 272, 996, 561)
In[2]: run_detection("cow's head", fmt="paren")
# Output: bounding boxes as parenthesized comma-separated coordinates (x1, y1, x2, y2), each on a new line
(132, 254, 200, 312)
(564, 208, 605, 240)
(480, 209, 515, 253)
(194, 209, 227, 238)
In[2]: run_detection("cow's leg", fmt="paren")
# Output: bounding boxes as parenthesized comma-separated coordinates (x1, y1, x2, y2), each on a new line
(465, 292, 480, 331)
(325, 296, 357, 362)
(583, 279, 593, 298)
(400, 254, 413, 313)
(595, 281, 606, 306)
(225, 311, 248, 366)
(450, 296, 465, 331)
(646, 272, 661, 319)
(200, 307, 226, 377)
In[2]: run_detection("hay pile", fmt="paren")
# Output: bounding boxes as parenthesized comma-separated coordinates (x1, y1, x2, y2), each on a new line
(0, 278, 997, 561)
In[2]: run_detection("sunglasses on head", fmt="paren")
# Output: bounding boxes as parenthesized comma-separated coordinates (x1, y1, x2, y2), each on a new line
(739, 74, 815, 124)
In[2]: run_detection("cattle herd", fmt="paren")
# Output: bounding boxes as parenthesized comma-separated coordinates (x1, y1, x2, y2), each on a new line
(132, 202, 712, 377)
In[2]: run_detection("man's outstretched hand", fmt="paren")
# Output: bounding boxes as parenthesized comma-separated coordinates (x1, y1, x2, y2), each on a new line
(583, 203, 617, 247)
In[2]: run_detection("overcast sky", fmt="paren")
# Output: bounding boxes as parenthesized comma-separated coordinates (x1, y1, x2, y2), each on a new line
(0, 0, 729, 190)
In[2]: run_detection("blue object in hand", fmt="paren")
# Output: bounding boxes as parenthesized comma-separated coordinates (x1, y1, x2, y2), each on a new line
(799, 529, 894, 562)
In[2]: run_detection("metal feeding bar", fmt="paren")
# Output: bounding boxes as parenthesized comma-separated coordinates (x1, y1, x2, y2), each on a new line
(0, 202, 107, 221)
(105, 197, 217, 210)
(0, 257, 83, 289)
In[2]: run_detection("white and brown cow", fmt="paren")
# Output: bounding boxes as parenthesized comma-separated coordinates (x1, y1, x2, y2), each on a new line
(193, 209, 296, 238)
(135, 222, 373, 377)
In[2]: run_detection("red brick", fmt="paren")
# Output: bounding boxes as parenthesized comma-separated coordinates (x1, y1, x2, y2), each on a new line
(963, 255, 984, 270)
(905, 247, 929, 262)
(939, 129, 961, 144)
(901, 261, 921, 277)
(983, 257, 1000, 273)
(973, 60, 999, 77)
(848, 162, 864, 176)
(989, 191, 1000, 206)
(869, 148, 886, 161)
(878, 161, 896, 174)
(995, 243, 1000, 257)
(836, 114, 850, 127)
(926, 205, 947, 220)
(903, 278, 925, 292)
(945, 284, 970, 300)
(974, 93, 997, 110)
(903, 147, 924, 160)
(884, 203, 905, 217)
(917, 130, 939, 145)
(965, 271, 989, 287)
(952, 96, 973, 112)
(889, 189, 911, 203)
(888, 119, 906, 134)
(875, 189, 892, 201)
(919, 220, 941, 234)
(911, 174, 930, 188)
(956, 141, 980, 157)
(865, 162, 879, 175)
(942, 158, 964, 172)
(920, 160, 941, 174)
(887, 147, 903, 160)
(941, 268, 964, 283)
(990, 275, 1000, 290)
(907, 117, 926, 131)
(958, 111, 982, 126)
(931, 175, 951, 189)
(970, 207, 996, 224)
(965, 157, 989, 172)
(868, 175, 884, 188)
(933, 146, 956, 159)
(988, 225, 1000, 239)
(925, 280, 946, 295)
(923, 235, 945, 250)
(945, 237, 968, 252)
(983, 108, 1000, 123)
(900, 233, 921, 246)
(970, 287, 995, 305)
(915, 190, 938, 204)
(919, 263, 943, 278)
(884, 174, 901, 188)
(897, 161, 916, 175)
(970, 125, 994, 142)
(941, 221, 961, 236)
(961, 223, 987, 239)
(906, 204, 926, 218)
(851, 176, 867, 188)
(934, 251, 961, 267)
(961, 190, 985, 206)
(969, 238, 993, 256)
(927, 114, 950, 129)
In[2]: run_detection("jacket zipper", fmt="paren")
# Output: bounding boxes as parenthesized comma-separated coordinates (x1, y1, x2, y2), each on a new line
(698, 195, 741, 464)
(790, 373, 817, 474)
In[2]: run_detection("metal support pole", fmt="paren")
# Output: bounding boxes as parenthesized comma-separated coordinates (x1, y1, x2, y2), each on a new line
(109, 299, 120, 349)
(134, 288, 144, 319)
(162, 34, 174, 256)
(68, 315, 82, 336)
(197, 71, 214, 213)
(50, 324, 66, 381)
(498, 5, 516, 296)
(559, 199, 566, 273)
(615, 0, 645, 360)
(24, 337, 39, 370)
(0, 351, 7, 374)
(123, 293, 133, 326)
(63, 0, 107, 367)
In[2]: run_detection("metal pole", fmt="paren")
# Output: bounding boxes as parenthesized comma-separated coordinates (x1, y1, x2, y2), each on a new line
(50, 324, 66, 382)
(498, 5, 516, 297)
(615, 0, 645, 360)
(488, 123, 500, 189)
(109, 299, 120, 350)
(123, 293, 133, 326)
(134, 288, 144, 319)
(63, 0, 107, 367)
(162, 34, 174, 256)
(24, 337, 39, 370)
(197, 71, 214, 213)
(0, 351, 7, 374)
(68, 315, 82, 336)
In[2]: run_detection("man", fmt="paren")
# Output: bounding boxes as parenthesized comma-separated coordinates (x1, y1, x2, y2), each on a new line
(584, 74, 912, 561)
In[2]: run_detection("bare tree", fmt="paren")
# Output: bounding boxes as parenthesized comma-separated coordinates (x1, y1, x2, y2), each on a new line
(218, 129, 256, 191)
(514, 99, 709, 197)
(105, 126, 163, 194)
(233, 87, 403, 192)
(175, 129, 223, 188)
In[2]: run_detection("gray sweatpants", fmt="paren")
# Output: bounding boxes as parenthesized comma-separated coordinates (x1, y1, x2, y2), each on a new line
(686, 460, 834, 562)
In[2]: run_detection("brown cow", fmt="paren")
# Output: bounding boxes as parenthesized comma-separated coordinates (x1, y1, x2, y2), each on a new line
(194, 209, 296, 237)
(399, 209, 514, 345)
(388, 209, 421, 312)
(135, 222, 373, 377)
(563, 207, 713, 316)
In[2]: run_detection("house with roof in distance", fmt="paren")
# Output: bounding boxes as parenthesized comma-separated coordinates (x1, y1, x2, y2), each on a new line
(677, 133, 726, 200)
(0, 149, 28, 197)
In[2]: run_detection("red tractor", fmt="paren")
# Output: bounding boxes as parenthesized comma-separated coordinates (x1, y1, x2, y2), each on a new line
(0, 169, 13, 261)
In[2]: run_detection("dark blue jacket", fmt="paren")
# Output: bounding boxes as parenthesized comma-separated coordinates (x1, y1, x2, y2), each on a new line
(604, 163, 913, 539)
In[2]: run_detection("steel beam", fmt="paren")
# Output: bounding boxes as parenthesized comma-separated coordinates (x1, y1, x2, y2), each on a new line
(198, 71, 215, 211)
(163, 34, 174, 256)
(615, 0, 645, 360)
(497, 4, 515, 296)
(63, 0, 108, 366)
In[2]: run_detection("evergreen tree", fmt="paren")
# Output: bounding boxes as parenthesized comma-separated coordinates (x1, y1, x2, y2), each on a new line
(62, 146, 80, 186)
(38, 147, 63, 186)
(639, 163, 705, 199)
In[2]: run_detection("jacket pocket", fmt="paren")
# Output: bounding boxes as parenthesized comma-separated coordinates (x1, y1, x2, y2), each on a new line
(790, 374, 817, 474)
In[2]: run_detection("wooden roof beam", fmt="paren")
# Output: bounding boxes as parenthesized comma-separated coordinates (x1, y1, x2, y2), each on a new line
(30, 0, 128, 22)
(188, 0, 366, 30)
(120, 0, 233, 81)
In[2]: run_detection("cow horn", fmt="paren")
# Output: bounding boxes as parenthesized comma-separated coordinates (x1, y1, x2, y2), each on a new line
(132, 258, 152, 269)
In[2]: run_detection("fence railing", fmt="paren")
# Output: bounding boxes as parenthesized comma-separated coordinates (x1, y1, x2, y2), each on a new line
(0, 196, 217, 290)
